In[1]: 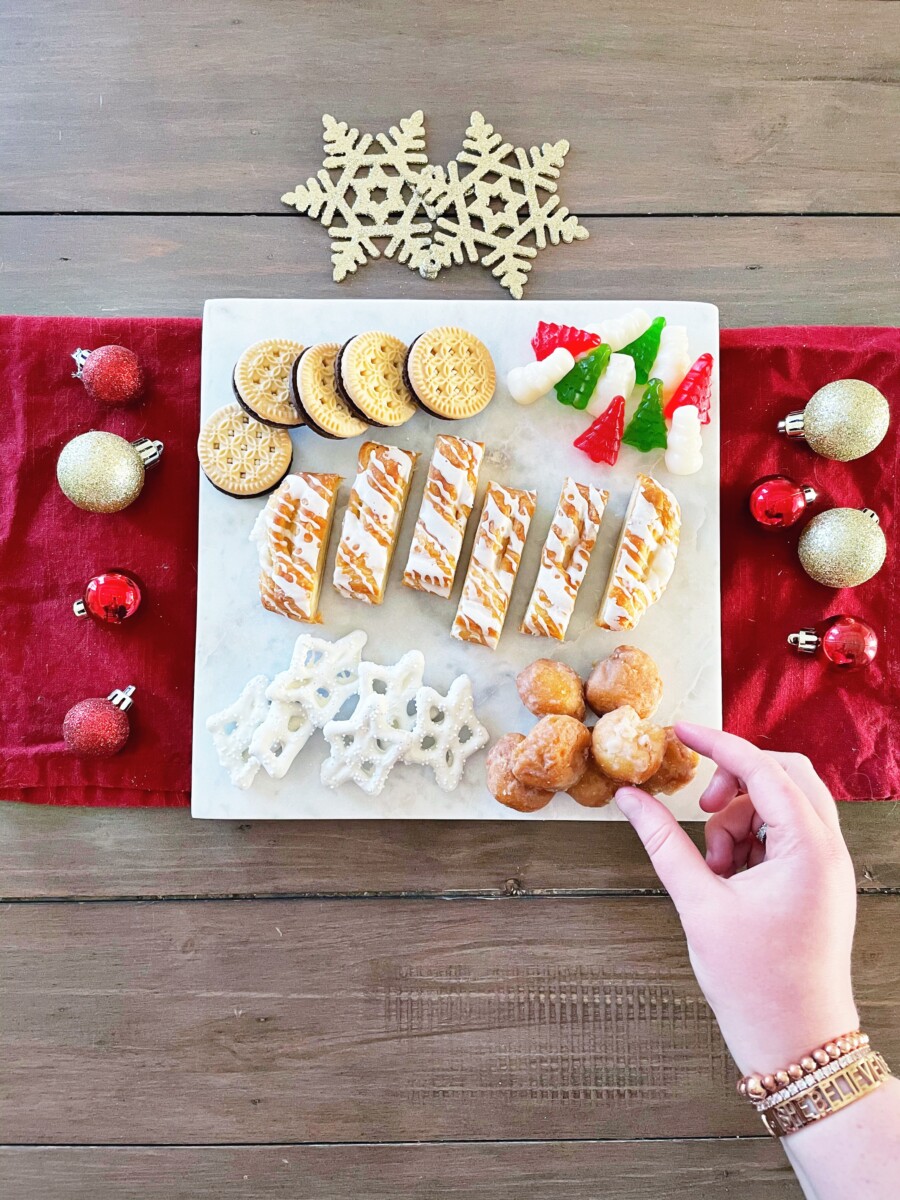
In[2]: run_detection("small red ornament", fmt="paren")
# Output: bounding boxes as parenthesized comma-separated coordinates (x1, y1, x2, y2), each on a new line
(749, 475, 817, 527)
(62, 686, 136, 757)
(73, 571, 143, 624)
(574, 395, 626, 465)
(788, 616, 878, 671)
(72, 345, 145, 405)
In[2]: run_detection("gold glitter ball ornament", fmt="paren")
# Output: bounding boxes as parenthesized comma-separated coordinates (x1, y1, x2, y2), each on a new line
(798, 507, 886, 588)
(57, 431, 163, 513)
(778, 379, 890, 461)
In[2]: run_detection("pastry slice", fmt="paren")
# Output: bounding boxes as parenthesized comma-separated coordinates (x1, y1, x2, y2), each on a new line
(597, 473, 681, 632)
(251, 472, 342, 624)
(333, 441, 418, 605)
(521, 477, 608, 641)
(403, 434, 485, 598)
(452, 482, 537, 650)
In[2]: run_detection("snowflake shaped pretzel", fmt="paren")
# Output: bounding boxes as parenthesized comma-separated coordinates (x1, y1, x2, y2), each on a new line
(403, 675, 489, 792)
(206, 674, 270, 790)
(267, 630, 368, 726)
(249, 630, 368, 779)
(321, 650, 425, 796)
(416, 111, 588, 298)
(281, 111, 435, 281)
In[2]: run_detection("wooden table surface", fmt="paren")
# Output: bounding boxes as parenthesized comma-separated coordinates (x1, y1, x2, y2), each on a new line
(2, 2, 898, 1196)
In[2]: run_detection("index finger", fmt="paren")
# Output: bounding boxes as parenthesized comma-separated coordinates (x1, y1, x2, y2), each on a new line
(675, 723, 818, 835)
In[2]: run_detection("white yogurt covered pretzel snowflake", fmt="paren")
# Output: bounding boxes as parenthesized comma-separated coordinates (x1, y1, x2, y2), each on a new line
(206, 674, 270, 790)
(403, 675, 489, 791)
(321, 650, 425, 796)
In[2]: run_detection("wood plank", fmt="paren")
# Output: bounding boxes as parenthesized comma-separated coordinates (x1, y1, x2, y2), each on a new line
(1, 896, 897, 1143)
(4, 215, 900, 324)
(0, 802, 897, 899)
(1, 1, 897, 214)
(0, 1140, 802, 1199)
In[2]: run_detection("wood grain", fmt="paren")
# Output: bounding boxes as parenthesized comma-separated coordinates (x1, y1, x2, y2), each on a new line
(0, 802, 897, 900)
(3, 215, 899, 323)
(2, 1, 897, 215)
(0, 1140, 801, 1199)
(1, 896, 897, 1144)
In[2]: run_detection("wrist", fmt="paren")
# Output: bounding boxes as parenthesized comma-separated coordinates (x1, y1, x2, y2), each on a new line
(724, 1002, 860, 1078)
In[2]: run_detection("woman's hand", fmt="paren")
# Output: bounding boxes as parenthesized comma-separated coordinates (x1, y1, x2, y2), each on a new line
(615, 724, 859, 1076)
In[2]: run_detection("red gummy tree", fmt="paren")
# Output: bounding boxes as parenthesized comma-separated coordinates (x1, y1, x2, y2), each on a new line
(574, 395, 626, 465)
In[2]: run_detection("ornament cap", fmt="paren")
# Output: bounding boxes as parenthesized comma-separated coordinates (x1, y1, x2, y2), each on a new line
(801, 485, 817, 503)
(71, 348, 91, 378)
(73, 599, 88, 619)
(788, 629, 820, 654)
(861, 508, 880, 526)
(132, 437, 164, 469)
(778, 411, 805, 438)
(107, 685, 136, 712)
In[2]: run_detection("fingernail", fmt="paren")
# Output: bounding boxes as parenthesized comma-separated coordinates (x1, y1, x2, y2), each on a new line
(615, 787, 642, 817)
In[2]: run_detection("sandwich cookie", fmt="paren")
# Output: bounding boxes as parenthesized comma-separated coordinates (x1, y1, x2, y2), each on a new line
(334, 331, 417, 428)
(405, 326, 496, 420)
(197, 403, 293, 498)
(290, 342, 369, 439)
(233, 339, 305, 428)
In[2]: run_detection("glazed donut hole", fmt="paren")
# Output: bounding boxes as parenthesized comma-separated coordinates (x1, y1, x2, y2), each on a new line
(516, 659, 586, 721)
(645, 727, 700, 795)
(567, 757, 618, 809)
(585, 645, 663, 720)
(591, 705, 666, 785)
(510, 714, 591, 792)
(486, 733, 555, 813)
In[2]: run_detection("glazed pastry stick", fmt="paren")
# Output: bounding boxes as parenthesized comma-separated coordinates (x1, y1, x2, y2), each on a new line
(452, 482, 537, 650)
(251, 472, 342, 623)
(333, 441, 418, 605)
(521, 477, 608, 641)
(403, 435, 485, 598)
(597, 473, 681, 632)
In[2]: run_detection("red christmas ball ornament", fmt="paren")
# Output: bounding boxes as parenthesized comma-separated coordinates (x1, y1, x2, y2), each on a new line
(788, 616, 878, 671)
(749, 475, 818, 527)
(73, 571, 142, 624)
(63, 686, 136, 757)
(72, 345, 145, 405)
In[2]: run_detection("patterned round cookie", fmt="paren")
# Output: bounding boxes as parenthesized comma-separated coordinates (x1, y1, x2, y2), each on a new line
(197, 404, 293, 498)
(335, 331, 417, 428)
(291, 343, 369, 439)
(405, 327, 496, 420)
(232, 339, 305, 428)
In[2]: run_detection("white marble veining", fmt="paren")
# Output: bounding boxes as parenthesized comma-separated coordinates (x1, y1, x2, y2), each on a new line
(192, 299, 721, 821)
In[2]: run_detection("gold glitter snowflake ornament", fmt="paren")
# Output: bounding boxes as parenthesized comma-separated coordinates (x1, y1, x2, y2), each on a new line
(417, 111, 589, 298)
(281, 111, 434, 281)
(281, 110, 587, 296)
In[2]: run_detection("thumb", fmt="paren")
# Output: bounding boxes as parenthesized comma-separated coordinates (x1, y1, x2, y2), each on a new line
(616, 787, 716, 910)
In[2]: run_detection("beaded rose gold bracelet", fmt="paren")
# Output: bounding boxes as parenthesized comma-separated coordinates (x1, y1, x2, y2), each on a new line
(737, 1030, 868, 1100)
(736, 1031, 893, 1137)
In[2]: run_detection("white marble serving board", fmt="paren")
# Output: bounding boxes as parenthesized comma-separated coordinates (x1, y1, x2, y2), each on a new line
(192, 298, 721, 821)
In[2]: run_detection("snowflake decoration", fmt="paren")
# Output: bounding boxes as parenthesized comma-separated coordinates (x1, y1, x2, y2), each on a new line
(415, 111, 589, 299)
(281, 111, 435, 281)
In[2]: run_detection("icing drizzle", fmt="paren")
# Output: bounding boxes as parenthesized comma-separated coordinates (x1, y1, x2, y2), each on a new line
(403, 435, 485, 598)
(452, 482, 537, 650)
(333, 441, 416, 604)
(522, 477, 607, 641)
(251, 472, 341, 623)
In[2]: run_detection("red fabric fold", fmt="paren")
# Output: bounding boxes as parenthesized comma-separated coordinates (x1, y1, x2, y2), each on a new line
(0, 316, 200, 807)
(719, 327, 898, 800)
(1, 317, 896, 807)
